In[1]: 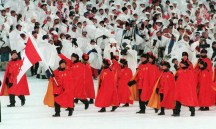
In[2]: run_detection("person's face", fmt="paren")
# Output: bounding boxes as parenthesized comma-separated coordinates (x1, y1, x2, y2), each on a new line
(140, 57, 146, 62)
(149, 58, 153, 63)
(124, 10, 128, 14)
(72, 28, 77, 32)
(54, 19, 59, 24)
(60, 63, 66, 68)
(71, 56, 77, 62)
(33, 33, 37, 39)
(1, 11, 6, 16)
(182, 55, 188, 60)
(180, 63, 186, 68)
(201, 53, 206, 57)
(162, 65, 167, 70)
(11, 53, 18, 59)
(198, 63, 204, 68)
(183, 36, 189, 42)
(174, 60, 178, 65)
(99, 10, 104, 15)
(82, 32, 87, 37)
(18, 26, 22, 31)
(90, 41, 95, 45)
(156, 32, 162, 37)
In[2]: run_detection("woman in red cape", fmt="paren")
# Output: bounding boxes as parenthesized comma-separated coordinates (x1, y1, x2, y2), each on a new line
(117, 59, 133, 107)
(110, 55, 121, 81)
(173, 60, 198, 117)
(141, 53, 160, 104)
(196, 59, 215, 110)
(59, 52, 89, 110)
(81, 54, 95, 104)
(128, 53, 150, 114)
(95, 58, 119, 112)
(51, 59, 74, 117)
(0, 50, 29, 107)
(157, 61, 175, 115)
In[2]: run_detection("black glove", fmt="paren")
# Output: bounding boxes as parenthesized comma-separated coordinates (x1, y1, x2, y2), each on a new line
(156, 88, 159, 94)
(6, 78, 9, 85)
(128, 80, 136, 87)
(56, 48, 61, 54)
(92, 48, 98, 53)
(55, 28, 59, 33)
(110, 52, 114, 59)
(121, 49, 128, 55)
(8, 83, 13, 88)
(153, 39, 157, 46)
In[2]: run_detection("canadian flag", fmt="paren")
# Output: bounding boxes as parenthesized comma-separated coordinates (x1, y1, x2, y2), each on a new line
(17, 37, 42, 83)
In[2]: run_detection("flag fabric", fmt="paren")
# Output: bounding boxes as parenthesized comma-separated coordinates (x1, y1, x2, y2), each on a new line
(17, 37, 42, 83)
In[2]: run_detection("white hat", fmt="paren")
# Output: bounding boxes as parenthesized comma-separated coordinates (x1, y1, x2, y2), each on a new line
(156, 19, 163, 23)
(109, 38, 117, 44)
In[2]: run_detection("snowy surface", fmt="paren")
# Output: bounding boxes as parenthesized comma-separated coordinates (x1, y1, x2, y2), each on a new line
(1, 71, 216, 129)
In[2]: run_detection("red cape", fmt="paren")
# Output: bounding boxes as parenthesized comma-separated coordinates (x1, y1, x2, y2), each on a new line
(197, 69, 215, 107)
(141, 63, 160, 101)
(51, 68, 74, 108)
(83, 63, 95, 99)
(95, 68, 119, 107)
(117, 67, 133, 104)
(135, 63, 150, 89)
(175, 68, 198, 106)
(111, 59, 121, 81)
(71, 62, 87, 99)
(0, 60, 29, 96)
(158, 71, 175, 109)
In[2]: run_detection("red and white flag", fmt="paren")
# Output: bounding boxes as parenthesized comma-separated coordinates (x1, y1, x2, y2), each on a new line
(17, 37, 42, 83)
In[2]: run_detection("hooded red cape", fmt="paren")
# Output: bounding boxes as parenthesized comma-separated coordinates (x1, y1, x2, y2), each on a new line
(51, 68, 74, 108)
(0, 60, 29, 96)
(141, 63, 160, 101)
(83, 62, 95, 99)
(175, 68, 198, 106)
(117, 67, 133, 104)
(95, 68, 119, 107)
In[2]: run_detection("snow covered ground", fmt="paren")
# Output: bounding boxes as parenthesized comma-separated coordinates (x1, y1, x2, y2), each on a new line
(1, 71, 216, 129)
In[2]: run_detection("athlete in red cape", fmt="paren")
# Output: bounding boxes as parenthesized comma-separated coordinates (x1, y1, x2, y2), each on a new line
(173, 60, 198, 117)
(0, 50, 29, 107)
(82, 54, 95, 104)
(95, 58, 119, 112)
(51, 59, 74, 117)
(196, 59, 215, 110)
(117, 59, 133, 107)
(128, 53, 150, 114)
(156, 61, 175, 115)
(59, 53, 89, 110)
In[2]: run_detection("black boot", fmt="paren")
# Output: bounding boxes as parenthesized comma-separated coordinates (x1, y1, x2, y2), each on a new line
(68, 108, 74, 116)
(98, 108, 106, 112)
(7, 104, 15, 107)
(83, 100, 89, 110)
(89, 99, 94, 104)
(154, 108, 159, 113)
(172, 109, 180, 117)
(36, 74, 40, 79)
(204, 107, 209, 111)
(52, 112, 60, 117)
(41, 75, 48, 79)
(158, 107, 165, 115)
(122, 103, 129, 107)
(190, 111, 195, 116)
(74, 98, 79, 104)
(19, 95, 25, 106)
(199, 107, 204, 111)
(190, 107, 195, 117)
(136, 110, 145, 114)
(111, 106, 118, 112)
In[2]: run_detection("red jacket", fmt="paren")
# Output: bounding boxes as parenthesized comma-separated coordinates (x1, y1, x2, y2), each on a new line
(0, 59, 29, 96)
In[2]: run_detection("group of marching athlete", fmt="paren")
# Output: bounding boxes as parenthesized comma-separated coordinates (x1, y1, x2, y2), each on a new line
(1, 47, 216, 117)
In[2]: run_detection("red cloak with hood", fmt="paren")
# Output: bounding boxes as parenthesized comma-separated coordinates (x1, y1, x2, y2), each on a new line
(95, 68, 119, 107)
(158, 71, 175, 109)
(83, 62, 95, 99)
(141, 63, 160, 101)
(175, 68, 198, 106)
(117, 67, 133, 104)
(0, 59, 29, 96)
(51, 68, 74, 108)
(135, 63, 150, 90)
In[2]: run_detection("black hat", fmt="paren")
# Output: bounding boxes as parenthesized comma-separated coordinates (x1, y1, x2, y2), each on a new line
(59, 59, 66, 65)
(200, 49, 207, 54)
(91, 7, 98, 13)
(42, 35, 48, 40)
(140, 53, 148, 58)
(122, 7, 128, 12)
(103, 58, 111, 66)
(11, 50, 17, 55)
(120, 58, 128, 66)
(71, 53, 79, 60)
(182, 52, 188, 57)
(163, 61, 171, 68)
